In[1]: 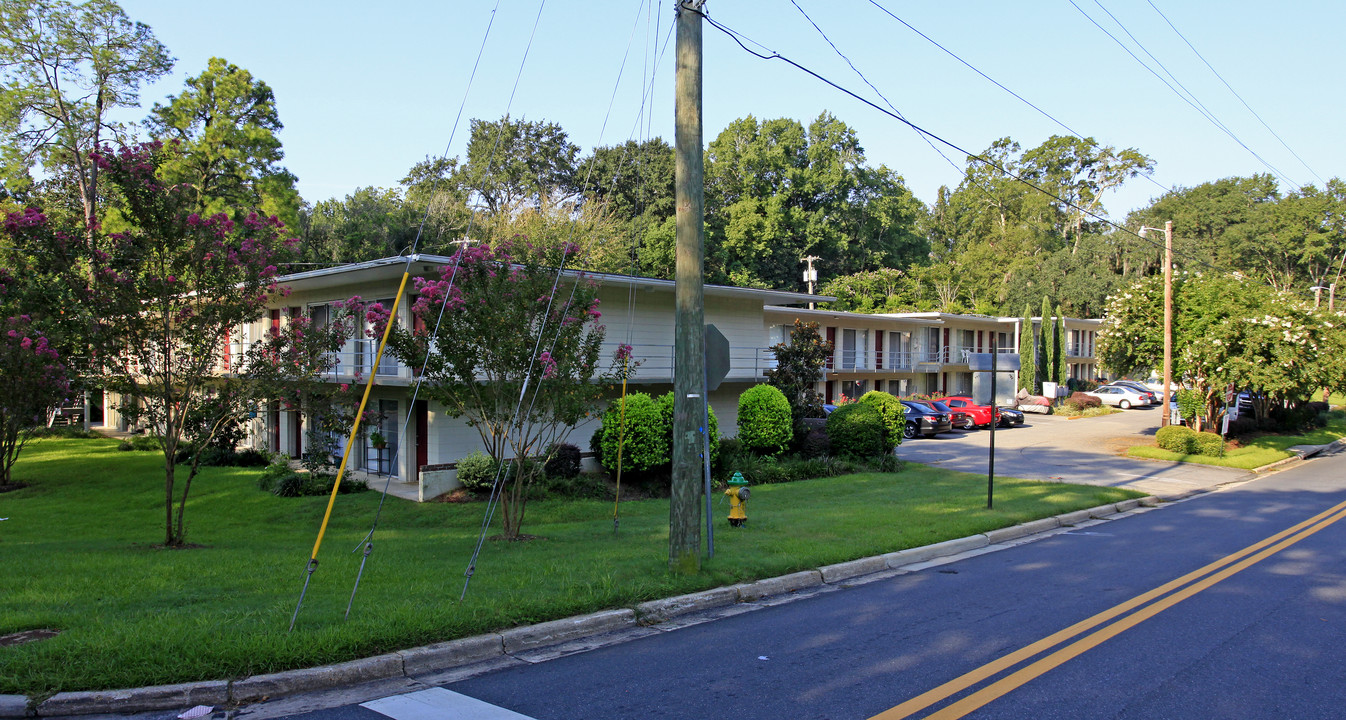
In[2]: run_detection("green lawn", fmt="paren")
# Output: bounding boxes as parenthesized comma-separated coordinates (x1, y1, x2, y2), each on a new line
(1, 438, 1140, 697)
(1128, 417, 1346, 469)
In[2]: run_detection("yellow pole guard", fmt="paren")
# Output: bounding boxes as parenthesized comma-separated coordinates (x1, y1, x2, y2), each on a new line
(310, 270, 412, 562)
(612, 358, 629, 522)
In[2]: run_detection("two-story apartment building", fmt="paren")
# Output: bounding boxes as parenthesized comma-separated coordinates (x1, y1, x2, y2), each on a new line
(105, 255, 1107, 501)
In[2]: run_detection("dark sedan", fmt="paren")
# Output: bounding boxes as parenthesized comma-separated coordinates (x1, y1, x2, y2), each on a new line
(899, 400, 954, 439)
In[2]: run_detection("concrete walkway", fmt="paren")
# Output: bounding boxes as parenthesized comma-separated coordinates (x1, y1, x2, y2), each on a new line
(896, 406, 1249, 499)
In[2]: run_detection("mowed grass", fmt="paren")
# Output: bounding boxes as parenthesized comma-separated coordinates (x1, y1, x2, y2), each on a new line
(1, 438, 1141, 697)
(1129, 416, 1346, 469)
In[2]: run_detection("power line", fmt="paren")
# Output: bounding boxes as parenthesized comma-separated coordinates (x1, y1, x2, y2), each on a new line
(864, 0, 1174, 198)
(691, 7, 1222, 273)
(1145, 0, 1327, 188)
(1068, 0, 1303, 193)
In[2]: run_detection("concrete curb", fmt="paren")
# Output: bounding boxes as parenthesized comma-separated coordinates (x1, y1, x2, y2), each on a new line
(37, 680, 230, 716)
(819, 555, 888, 583)
(0, 696, 28, 718)
(399, 635, 504, 677)
(635, 587, 739, 623)
(230, 654, 404, 705)
(14, 494, 1170, 716)
(500, 609, 635, 654)
(734, 570, 823, 601)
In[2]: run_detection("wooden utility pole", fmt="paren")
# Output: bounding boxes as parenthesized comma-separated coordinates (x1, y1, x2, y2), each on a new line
(1161, 220, 1173, 427)
(670, 0, 705, 573)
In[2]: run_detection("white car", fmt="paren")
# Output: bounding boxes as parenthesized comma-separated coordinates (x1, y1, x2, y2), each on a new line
(1083, 386, 1153, 409)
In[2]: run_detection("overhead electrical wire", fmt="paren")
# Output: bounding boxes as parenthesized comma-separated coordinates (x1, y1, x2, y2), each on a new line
(1145, 0, 1327, 188)
(864, 0, 1174, 198)
(1067, 0, 1303, 193)
(688, 6, 1222, 274)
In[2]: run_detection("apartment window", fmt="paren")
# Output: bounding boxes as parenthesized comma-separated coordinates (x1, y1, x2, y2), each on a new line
(365, 399, 399, 477)
(842, 329, 857, 369)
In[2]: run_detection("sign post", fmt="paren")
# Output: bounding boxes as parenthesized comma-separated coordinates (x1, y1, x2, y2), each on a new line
(968, 351, 1021, 509)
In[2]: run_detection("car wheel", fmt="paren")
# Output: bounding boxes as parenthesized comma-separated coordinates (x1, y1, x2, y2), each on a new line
(963, 417, 976, 430)
(903, 423, 918, 439)
(1119, 399, 1131, 409)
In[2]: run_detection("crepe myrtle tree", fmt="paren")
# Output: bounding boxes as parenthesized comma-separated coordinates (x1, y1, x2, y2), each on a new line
(0, 308, 70, 487)
(86, 142, 349, 547)
(1098, 272, 1346, 428)
(376, 238, 621, 539)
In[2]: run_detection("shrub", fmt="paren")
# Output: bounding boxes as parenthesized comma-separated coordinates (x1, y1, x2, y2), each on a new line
(454, 450, 498, 492)
(736, 384, 792, 456)
(1155, 425, 1197, 454)
(118, 435, 160, 452)
(1227, 416, 1258, 437)
(599, 393, 666, 473)
(533, 472, 608, 499)
(868, 453, 901, 473)
(857, 391, 905, 449)
(1194, 432, 1225, 457)
(656, 391, 719, 465)
(826, 402, 886, 458)
(800, 429, 831, 459)
(1067, 392, 1101, 409)
(544, 442, 582, 479)
(256, 461, 292, 492)
(24, 426, 103, 439)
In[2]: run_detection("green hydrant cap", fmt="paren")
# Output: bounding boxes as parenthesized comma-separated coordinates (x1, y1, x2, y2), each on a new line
(728, 471, 748, 486)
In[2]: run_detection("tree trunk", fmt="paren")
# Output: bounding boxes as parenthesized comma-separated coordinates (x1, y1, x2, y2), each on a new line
(163, 458, 177, 546)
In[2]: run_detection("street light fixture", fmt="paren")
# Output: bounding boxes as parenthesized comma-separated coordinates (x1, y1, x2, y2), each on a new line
(1138, 221, 1174, 427)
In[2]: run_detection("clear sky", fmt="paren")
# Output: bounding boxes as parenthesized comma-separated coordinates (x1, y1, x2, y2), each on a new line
(115, 0, 1344, 222)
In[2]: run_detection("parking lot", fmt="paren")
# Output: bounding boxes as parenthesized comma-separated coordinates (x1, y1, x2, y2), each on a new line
(895, 405, 1249, 498)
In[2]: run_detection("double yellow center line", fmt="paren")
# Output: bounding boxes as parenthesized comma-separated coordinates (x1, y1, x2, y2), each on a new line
(872, 498, 1346, 719)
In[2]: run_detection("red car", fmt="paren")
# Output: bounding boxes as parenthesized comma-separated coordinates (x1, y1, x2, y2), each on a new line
(934, 396, 1001, 429)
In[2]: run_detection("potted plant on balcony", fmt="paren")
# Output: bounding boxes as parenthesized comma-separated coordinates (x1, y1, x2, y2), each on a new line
(370, 429, 387, 450)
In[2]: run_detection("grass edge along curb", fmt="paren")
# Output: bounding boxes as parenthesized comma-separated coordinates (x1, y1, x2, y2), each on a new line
(15, 496, 1160, 718)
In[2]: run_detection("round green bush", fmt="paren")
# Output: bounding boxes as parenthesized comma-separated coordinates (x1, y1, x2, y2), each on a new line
(454, 450, 498, 492)
(656, 391, 719, 465)
(599, 392, 667, 473)
(1155, 425, 1197, 454)
(737, 384, 792, 455)
(857, 391, 906, 449)
(1194, 432, 1225, 457)
(825, 402, 886, 458)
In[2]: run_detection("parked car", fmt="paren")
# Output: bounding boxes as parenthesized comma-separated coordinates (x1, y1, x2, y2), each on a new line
(996, 406, 1026, 427)
(1083, 385, 1153, 409)
(899, 400, 953, 439)
(1103, 381, 1158, 403)
(910, 400, 968, 432)
(934, 395, 1001, 429)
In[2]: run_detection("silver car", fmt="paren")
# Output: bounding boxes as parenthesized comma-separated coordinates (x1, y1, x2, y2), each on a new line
(1084, 386, 1153, 409)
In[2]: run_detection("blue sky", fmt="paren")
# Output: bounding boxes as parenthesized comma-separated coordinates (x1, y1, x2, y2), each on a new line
(116, 0, 1343, 221)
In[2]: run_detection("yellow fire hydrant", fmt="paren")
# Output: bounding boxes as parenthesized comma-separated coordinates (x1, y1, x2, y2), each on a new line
(725, 471, 749, 527)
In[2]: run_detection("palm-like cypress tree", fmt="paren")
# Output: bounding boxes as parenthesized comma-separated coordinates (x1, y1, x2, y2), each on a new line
(1038, 295, 1052, 393)
(1053, 305, 1067, 385)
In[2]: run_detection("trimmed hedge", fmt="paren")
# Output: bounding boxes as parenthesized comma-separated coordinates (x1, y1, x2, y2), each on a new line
(656, 391, 719, 465)
(455, 450, 498, 491)
(1194, 431, 1225, 457)
(1155, 425, 1196, 454)
(599, 392, 666, 473)
(825, 402, 886, 458)
(857, 390, 906, 450)
(1067, 392, 1102, 409)
(737, 384, 793, 455)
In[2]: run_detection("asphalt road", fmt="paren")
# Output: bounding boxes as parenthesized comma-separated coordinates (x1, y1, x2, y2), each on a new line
(262, 447, 1346, 720)
(895, 406, 1248, 498)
